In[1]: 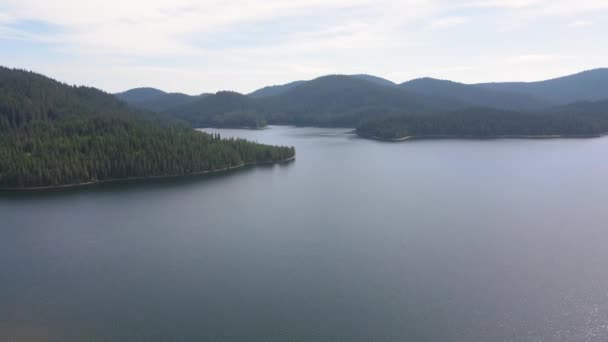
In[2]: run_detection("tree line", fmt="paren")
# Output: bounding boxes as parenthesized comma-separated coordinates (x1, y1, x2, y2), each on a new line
(356, 106, 608, 140)
(0, 67, 295, 189)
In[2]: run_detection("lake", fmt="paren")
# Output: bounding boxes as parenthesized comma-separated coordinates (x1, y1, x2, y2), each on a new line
(2, 126, 608, 342)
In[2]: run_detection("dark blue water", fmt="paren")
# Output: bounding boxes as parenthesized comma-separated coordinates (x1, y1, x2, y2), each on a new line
(2, 126, 608, 341)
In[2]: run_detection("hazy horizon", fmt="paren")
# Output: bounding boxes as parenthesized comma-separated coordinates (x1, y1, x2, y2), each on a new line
(1, 0, 607, 94)
(6, 66, 607, 98)
(118, 67, 607, 96)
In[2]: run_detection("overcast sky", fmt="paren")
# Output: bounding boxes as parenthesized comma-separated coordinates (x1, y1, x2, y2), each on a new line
(1, 0, 606, 94)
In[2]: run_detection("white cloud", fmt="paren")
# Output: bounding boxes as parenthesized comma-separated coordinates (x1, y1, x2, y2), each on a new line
(1, 0, 607, 93)
(506, 54, 571, 64)
(0, 25, 60, 43)
(459, 0, 608, 13)
(0, 0, 438, 56)
(428, 16, 469, 30)
(1, 0, 604, 56)
(457, 0, 543, 10)
(569, 20, 593, 27)
(0, 13, 13, 24)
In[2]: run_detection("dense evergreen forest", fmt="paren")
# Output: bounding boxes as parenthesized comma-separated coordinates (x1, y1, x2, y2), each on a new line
(115, 87, 207, 112)
(356, 104, 608, 140)
(0, 67, 295, 189)
(168, 91, 268, 128)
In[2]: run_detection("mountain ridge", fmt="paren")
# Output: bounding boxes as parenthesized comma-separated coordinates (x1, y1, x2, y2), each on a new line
(475, 68, 608, 104)
(114, 68, 608, 130)
(401, 77, 550, 111)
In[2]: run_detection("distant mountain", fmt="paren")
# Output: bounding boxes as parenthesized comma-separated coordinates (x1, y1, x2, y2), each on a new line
(115, 87, 167, 104)
(248, 80, 306, 98)
(166, 91, 266, 128)
(350, 74, 395, 87)
(248, 75, 394, 98)
(401, 78, 549, 111)
(166, 75, 462, 128)
(116, 68, 608, 130)
(476, 68, 608, 104)
(260, 75, 461, 126)
(116, 88, 206, 112)
(135, 93, 204, 112)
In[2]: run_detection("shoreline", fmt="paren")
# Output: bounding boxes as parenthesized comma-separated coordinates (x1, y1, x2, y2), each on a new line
(0, 156, 295, 192)
(203, 126, 607, 142)
(197, 126, 268, 131)
(357, 132, 605, 142)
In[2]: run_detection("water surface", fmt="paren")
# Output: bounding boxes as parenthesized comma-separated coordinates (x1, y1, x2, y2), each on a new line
(2, 126, 608, 341)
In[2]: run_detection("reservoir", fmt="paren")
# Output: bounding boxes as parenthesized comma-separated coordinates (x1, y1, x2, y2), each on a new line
(2, 126, 608, 341)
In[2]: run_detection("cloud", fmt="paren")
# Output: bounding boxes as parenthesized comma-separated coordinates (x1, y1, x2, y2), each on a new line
(459, 0, 608, 13)
(569, 20, 593, 27)
(0, 0, 438, 56)
(454, 1, 607, 32)
(506, 54, 571, 64)
(457, 0, 543, 10)
(1, 0, 605, 57)
(0, 13, 13, 24)
(1, 0, 607, 93)
(428, 16, 469, 30)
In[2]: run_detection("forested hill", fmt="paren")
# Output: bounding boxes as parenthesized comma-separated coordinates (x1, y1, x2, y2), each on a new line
(0, 67, 295, 189)
(246, 75, 394, 98)
(349, 74, 395, 87)
(167, 91, 267, 128)
(248, 80, 306, 98)
(115, 87, 206, 112)
(114, 87, 167, 104)
(476, 69, 608, 105)
(400, 78, 549, 112)
(146, 75, 463, 128)
(356, 101, 608, 140)
(260, 75, 460, 127)
(117, 69, 608, 130)
(0, 67, 137, 128)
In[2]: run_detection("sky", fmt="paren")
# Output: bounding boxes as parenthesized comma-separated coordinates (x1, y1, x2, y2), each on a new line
(0, 0, 607, 94)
